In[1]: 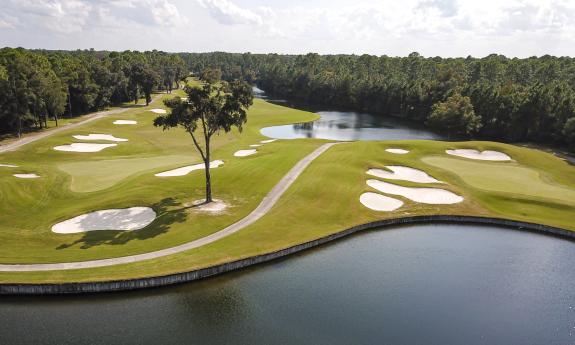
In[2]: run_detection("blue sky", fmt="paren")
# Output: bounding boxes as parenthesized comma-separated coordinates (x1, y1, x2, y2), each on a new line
(0, 0, 574, 57)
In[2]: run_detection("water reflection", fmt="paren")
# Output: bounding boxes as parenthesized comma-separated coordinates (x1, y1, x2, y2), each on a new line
(262, 110, 443, 141)
(1, 224, 574, 345)
(253, 86, 443, 141)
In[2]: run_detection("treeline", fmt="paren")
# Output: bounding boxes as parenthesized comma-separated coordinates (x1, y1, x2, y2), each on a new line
(180, 52, 575, 149)
(0, 48, 186, 136)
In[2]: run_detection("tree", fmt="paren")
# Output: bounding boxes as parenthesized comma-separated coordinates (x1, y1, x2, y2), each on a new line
(154, 80, 253, 203)
(563, 117, 575, 150)
(427, 93, 482, 138)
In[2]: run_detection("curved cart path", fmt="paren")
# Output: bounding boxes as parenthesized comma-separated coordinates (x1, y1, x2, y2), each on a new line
(0, 143, 338, 272)
(0, 94, 162, 154)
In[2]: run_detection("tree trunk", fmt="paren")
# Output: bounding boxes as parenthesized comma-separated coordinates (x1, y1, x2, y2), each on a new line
(204, 140, 212, 203)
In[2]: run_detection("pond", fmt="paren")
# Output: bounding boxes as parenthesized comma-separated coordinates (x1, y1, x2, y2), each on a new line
(255, 86, 444, 141)
(1, 223, 574, 345)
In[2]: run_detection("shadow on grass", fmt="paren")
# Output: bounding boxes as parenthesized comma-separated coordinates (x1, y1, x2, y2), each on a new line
(56, 198, 187, 250)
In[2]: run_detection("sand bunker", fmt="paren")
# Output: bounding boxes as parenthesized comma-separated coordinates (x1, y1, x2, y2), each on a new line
(360, 192, 403, 211)
(150, 109, 167, 114)
(13, 173, 40, 179)
(386, 148, 409, 154)
(0, 164, 18, 168)
(51, 207, 156, 234)
(261, 139, 277, 144)
(54, 143, 117, 153)
(367, 179, 463, 204)
(155, 160, 224, 177)
(113, 120, 137, 125)
(73, 134, 128, 142)
(250, 144, 262, 147)
(367, 166, 440, 184)
(234, 149, 257, 157)
(189, 199, 229, 213)
(446, 149, 511, 161)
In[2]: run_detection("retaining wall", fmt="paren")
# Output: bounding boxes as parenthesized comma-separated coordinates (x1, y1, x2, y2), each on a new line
(1, 215, 573, 295)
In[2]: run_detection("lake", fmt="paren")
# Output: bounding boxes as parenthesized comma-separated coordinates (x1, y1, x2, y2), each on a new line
(255, 86, 444, 141)
(1, 224, 574, 345)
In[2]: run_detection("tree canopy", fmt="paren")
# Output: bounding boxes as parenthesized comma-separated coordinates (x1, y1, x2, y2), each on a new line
(0, 48, 186, 135)
(154, 79, 253, 202)
(179, 52, 575, 149)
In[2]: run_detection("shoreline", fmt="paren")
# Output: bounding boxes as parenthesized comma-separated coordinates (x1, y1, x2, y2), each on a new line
(1, 215, 572, 295)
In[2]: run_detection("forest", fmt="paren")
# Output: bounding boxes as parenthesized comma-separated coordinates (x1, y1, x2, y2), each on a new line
(1, 49, 574, 150)
(181, 52, 575, 149)
(0, 48, 186, 136)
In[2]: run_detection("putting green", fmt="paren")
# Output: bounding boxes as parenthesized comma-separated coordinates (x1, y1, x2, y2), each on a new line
(59, 155, 194, 192)
(422, 156, 575, 205)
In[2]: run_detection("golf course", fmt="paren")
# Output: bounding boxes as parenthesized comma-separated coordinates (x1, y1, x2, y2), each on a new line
(0, 81, 573, 286)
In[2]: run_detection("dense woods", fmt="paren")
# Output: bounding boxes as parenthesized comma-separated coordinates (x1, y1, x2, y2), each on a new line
(181, 52, 575, 150)
(0, 48, 186, 136)
(2, 49, 574, 151)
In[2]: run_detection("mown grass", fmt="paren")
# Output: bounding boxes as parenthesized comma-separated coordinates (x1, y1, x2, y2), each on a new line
(0, 137, 573, 283)
(0, 91, 322, 264)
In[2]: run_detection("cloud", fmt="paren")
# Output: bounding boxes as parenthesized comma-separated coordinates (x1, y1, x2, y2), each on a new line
(0, 0, 187, 33)
(197, 0, 263, 26)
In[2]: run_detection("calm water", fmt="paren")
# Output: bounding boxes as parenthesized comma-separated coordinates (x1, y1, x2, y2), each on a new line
(1, 224, 574, 345)
(255, 86, 443, 141)
(261, 110, 443, 141)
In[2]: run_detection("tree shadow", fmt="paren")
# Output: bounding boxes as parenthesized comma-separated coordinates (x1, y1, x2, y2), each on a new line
(56, 198, 187, 250)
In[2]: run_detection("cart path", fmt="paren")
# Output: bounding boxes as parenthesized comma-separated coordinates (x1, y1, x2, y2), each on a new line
(0, 142, 338, 271)
(0, 94, 163, 154)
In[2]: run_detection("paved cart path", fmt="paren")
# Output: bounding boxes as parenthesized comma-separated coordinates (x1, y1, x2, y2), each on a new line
(0, 94, 162, 154)
(0, 142, 338, 271)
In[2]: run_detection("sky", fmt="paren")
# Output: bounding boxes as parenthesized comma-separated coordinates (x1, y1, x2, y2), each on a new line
(0, 0, 574, 57)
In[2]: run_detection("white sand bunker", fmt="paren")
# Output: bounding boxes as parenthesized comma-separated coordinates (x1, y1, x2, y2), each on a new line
(155, 160, 224, 177)
(51, 207, 156, 234)
(386, 148, 409, 154)
(113, 120, 137, 125)
(14, 173, 40, 179)
(446, 149, 511, 161)
(54, 143, 117, 153)
(367, 166, 440, 184)
(367, 179, 463, 204)
(150, 109, 167, 114)
(73, 134, 128, 142)
(261, 139, 277, 144)
(234, 149, 257, 157)
(0, 164, 18, 168)
(360, 192, 403, 211)
(250, 144, 262, 147)
(189, 199, 229, 213)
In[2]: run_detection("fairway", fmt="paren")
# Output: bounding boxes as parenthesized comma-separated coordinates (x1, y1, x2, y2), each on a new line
(0, 94, 574, 283)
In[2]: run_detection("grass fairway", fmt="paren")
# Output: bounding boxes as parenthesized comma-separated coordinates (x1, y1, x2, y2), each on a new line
(0, 91, 321, 264)
(0, 92, 574, 283)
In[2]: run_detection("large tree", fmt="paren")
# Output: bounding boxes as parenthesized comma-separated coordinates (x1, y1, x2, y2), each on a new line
(427, 93, 482, 138)
(154, 80, 253, 203)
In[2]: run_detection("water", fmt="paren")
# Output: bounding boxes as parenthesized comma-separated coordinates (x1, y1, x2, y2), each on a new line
(261, 110, 443, 141)
(2, 224, 574, 345)
(254, 86, 443, 141)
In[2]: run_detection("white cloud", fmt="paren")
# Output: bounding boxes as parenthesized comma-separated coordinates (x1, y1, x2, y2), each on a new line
(0, 0, 573, 57)
(197, 0, 263, 26)
(0, 0, 187, 34)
